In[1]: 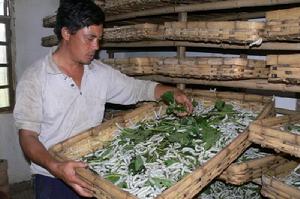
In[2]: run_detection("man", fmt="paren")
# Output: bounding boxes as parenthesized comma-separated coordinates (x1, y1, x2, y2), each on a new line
(14, 0, 193, 198)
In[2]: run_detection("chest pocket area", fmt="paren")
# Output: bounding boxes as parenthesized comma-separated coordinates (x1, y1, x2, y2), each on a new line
(85, 94, 106, 126)
(43, 83, 74, 121)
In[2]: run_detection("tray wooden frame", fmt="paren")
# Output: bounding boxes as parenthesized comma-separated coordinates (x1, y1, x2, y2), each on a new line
(50, 90, 273, 199)
(249, 114, 300, 158)
(261, 159, 300, 199)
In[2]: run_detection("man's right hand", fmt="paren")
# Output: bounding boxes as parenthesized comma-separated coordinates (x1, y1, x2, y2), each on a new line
(49, 160, 94, 197)
(19, 129, 94, 197)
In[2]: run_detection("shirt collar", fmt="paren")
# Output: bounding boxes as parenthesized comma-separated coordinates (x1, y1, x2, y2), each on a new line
(46, 46, 96, 74)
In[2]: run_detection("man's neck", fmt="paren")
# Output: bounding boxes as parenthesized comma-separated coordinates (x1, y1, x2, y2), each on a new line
(53, 45, 83, 70)
(52, 45, 84, 88)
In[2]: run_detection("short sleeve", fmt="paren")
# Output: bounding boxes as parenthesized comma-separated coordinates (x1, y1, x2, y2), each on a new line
(106, 65, 158, 104)
(13, 66, 43, 134)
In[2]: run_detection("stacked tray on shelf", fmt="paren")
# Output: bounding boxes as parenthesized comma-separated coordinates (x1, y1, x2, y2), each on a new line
(218, 149, 290, 186)
(218, 106, 299, 187)
(41, 20, 265, 46)
(41, 35, 58, 47)
(267, 54, 300, 85)
(50, 90, 272, 199)
(164, 21, 265, 45)
(265, 7, 300, 41)
(249, 114, 300, 158)
(103, 23, 164, 42)
(103, 57, 268, 80)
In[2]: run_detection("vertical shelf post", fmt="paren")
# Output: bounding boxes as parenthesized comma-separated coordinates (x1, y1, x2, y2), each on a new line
(107, 50, 115, 59)
(177, 12, 187, 90)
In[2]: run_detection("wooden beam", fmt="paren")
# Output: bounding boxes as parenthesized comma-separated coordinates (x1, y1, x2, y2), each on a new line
(41, 35, 300, 51)
(275, 108, 300, 115)
(102, 41, 300, 51)
(106, 0, 300, 21)
(136, 76, 300, 93)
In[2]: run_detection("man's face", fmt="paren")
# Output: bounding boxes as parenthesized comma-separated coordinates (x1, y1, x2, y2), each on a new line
(67, 24, 103, 65)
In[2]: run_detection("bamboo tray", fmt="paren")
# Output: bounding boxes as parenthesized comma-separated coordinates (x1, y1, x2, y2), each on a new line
(261, 159, 300, 199)
(219, 152, 290, 185)
(50, 90, 273, 199)
(164, 21, 265, 45)
(267, 54, 300, 85)
(265, 7, 300, 41)
(103, 57, 268, 80)
(103, 23, 164, 42)
(249, 114, 300, 158)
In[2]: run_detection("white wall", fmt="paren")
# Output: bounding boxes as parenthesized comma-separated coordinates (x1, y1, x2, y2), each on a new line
(0, 0, 59, 183)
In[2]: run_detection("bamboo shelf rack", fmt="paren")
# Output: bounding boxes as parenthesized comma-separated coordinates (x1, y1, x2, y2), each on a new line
(41, 1, 300, 92)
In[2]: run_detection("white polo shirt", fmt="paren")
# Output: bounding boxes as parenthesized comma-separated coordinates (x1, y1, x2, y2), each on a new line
(13, 48, 158, 177)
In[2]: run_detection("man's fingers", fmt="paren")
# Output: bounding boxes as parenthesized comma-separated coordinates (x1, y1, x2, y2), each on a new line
(70, 161, 88, 168)
(72, 183, 94, 197)
(71, 175, 93, 190)
(185, 100, 193, 113)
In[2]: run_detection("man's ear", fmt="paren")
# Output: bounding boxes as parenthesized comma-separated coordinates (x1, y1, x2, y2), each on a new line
(61, 27, 71, 41)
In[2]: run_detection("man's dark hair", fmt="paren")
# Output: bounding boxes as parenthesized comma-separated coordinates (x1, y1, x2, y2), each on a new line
(54, 0, 105, 41)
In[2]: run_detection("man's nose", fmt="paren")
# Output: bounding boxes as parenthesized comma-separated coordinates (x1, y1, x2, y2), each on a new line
(92, 40, 99, 50)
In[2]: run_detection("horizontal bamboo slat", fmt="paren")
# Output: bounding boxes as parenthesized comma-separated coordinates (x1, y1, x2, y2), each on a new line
(249, 114, 300, 157)
(49, 90, 272, 199)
